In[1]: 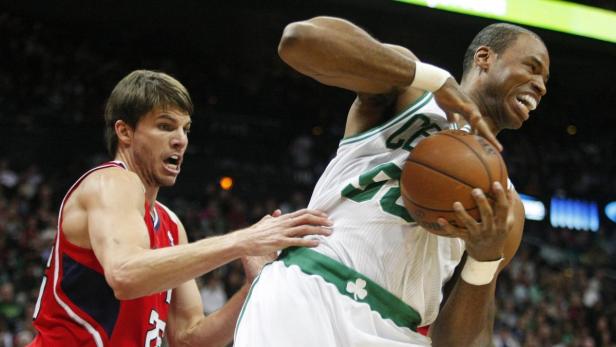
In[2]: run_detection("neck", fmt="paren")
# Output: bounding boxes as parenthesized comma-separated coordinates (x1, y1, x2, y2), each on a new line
(114, 152, 159, 209)
(461, 78, 501, 136)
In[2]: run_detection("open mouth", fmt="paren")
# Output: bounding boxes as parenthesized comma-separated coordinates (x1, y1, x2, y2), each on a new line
(515, 94, 538, 113)
(164, 155, 181, 172)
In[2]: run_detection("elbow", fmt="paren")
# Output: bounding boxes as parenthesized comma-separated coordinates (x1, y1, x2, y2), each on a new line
(278, 21, 316, 63)
(105, 268, 139, 300)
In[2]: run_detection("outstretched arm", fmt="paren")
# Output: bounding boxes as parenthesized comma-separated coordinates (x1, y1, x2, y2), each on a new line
(82, 168, 332, 300)
(430, 184, 525, 347)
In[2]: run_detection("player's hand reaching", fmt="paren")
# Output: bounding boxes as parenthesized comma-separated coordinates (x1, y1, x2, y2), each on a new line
(239, 209, 282, 283)
(436, 182, 513, 261)
(233, 208, 333, 257)
(433, 78, 503, 152)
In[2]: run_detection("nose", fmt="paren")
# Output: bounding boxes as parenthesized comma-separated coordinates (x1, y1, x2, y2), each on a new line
(171, 129, 188, 151)
(531, 76, 547, 97)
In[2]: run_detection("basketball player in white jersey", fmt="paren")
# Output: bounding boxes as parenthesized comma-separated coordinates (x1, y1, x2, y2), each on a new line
(234, 17, 549, 346)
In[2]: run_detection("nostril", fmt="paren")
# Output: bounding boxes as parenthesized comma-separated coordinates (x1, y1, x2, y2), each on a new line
(532, 80, 546, 96)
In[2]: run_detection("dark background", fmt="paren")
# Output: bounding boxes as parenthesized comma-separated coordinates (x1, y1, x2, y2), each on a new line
(2, 0, 615, 202)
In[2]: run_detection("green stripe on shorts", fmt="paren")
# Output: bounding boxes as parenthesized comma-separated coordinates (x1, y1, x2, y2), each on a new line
(280, 247, 421, 331)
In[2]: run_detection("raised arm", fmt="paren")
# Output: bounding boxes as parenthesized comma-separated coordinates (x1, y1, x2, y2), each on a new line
(278, 16, 417, 94)
(81, 168, 332, 300)
(278, 16, 501, 150)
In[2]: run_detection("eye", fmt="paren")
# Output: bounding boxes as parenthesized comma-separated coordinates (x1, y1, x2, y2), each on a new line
(158, 123, 173, 131)
(523, 62, 535, 72)
(184, 127, 191, 135)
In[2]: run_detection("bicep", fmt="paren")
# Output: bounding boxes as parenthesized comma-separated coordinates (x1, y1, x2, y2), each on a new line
(81, 171, 150, 272)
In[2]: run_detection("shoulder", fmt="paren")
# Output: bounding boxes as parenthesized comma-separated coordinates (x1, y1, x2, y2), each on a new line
(77, 167, 145, 208)
(346, 87, 429, 138)
(354, 85, 425, 112)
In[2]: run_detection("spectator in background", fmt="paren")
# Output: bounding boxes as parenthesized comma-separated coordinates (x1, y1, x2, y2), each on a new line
(199, 272, 227, 315)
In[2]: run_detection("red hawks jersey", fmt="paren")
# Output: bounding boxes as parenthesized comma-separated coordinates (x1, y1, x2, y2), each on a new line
(29, 161, 180, 347)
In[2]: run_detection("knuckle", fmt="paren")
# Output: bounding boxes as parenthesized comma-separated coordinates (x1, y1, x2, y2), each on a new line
(469, 113, 481, 123)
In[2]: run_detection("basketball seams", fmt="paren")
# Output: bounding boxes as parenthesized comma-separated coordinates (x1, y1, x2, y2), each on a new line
(403, 158, 479, 212)
(401, 130, 507, 230)
(439, 132, 496, 198)
(405, 158, 480, 192)
(401, 190, 479, 213)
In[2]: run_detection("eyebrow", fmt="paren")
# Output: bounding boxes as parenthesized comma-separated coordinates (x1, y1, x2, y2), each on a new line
(157, 114, 192, 127)
(530, 56, 550, 82)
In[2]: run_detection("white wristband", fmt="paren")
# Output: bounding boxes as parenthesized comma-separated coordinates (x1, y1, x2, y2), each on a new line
(410, 62, 452, 92)
(461, 255, 504, 286)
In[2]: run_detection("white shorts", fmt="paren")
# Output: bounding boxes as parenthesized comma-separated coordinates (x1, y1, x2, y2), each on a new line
(234, 248, 431, 347)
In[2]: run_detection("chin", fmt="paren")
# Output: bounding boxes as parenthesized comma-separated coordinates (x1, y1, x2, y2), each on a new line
(157, 177, 178, 187)
(507, 120, 524, 130)
(502, 106, 524, 130)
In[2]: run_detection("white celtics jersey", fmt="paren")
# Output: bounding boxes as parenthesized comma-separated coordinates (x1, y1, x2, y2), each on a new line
(308, 92, 465, 327)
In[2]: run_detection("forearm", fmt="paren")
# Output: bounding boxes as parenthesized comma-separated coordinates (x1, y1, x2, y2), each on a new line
(106, 233, 243, 300)
(171, 285, 249, 347)
(278, 16, 417, 94)
(471, 301, 496, 347)
(430, 280, 496, 347)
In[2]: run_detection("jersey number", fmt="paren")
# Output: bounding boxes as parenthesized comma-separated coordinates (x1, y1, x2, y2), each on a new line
(341, 162, 413, 222)
(145, 309, 166, 347)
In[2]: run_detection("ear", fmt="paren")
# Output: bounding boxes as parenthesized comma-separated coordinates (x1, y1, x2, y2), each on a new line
(115, 120, 134, 148)
(474, 46, 495, 72)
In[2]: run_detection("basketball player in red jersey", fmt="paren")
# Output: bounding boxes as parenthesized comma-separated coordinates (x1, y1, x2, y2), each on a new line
(29, 70, 333, 347)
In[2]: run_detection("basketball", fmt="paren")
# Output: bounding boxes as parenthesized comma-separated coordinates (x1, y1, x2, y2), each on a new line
(401, 130, 508, 232)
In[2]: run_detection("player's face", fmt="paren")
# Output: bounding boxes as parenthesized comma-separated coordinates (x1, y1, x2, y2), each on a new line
(484, 34, 550, 130)
(131, 106, 191, 187)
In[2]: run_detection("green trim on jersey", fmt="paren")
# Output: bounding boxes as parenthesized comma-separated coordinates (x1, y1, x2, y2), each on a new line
(234, 268, 264, 340)
(339, 92, 433, 146)
(280, 247, 422, 331)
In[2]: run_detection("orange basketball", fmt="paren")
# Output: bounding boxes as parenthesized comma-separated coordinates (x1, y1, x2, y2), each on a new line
(400, 130, 508, 232)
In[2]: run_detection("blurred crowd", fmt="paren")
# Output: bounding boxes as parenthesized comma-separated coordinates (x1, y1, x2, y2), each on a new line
(1, 10, 616, 347)
(2, 161, 616, 346)
(1, 11, 614, 202)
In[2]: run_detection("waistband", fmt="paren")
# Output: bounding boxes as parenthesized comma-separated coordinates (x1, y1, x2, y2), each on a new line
(280, 247, 421, 331)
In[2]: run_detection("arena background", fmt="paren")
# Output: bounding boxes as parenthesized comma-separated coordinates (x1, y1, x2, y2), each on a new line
(1, 0, 615, 345)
